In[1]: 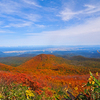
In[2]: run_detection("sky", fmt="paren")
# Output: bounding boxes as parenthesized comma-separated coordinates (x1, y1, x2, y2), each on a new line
(0, 0, 100, 47)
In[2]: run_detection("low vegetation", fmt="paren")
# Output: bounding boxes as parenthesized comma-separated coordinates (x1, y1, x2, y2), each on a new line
(0, 71, 99, 100)
(0, 54, 100, 99)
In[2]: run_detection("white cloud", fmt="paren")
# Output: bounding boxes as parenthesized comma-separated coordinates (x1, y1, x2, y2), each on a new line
(0, 30, 14, 33)
(58, 8, 75, 21)
(59, 4, 100, 21)
(5, 21, 33, 28)
(0, 30, 6, 33)
(84, 4, 100, 14)
(27, 17, 100, 36)
(4, 21, 45, 28)
(23, 0, 41, 7)
(25, 17, 100, 45)
(0, 0, 42, 29)
(84, 4, 96, 11)
(0, 0, 20, 14)
(35, 24, 45, 28)
(23, 14, 41, 22)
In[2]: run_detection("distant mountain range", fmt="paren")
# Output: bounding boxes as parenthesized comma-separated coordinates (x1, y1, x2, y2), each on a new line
(0, 45, 100, 58)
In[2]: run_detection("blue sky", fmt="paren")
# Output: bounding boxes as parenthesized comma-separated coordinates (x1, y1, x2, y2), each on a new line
(0, 0, 100, 46)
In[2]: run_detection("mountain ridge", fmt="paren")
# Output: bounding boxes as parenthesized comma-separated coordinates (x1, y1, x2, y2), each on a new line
(0, 54, 100, 75)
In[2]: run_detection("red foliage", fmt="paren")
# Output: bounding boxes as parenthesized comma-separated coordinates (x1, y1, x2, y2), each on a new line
(0, 54, 100, 96)
(0, 71, 43, 92)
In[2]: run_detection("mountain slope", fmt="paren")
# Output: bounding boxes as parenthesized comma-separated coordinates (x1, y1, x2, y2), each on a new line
(17, 54, 100, 75)
(18, 54, 68, 68)
(0, 54, 100, 75)
(0, 63, 14, 71)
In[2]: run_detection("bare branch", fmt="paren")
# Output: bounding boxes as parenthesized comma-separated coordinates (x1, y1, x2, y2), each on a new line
(97, 50, 100, 54)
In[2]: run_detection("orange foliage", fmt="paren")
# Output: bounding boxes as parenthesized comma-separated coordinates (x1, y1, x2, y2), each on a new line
(0, 54, 100, 96)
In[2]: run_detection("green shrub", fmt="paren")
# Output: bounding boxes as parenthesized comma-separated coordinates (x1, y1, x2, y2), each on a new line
(0, 83, 35, 100)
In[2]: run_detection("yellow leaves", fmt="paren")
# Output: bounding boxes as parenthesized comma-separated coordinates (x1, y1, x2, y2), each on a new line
(64, 87, 68, 92)
(25, 90, 34, 99)
(96, 72, 99, 76)
(88, 72, 98, 85)
(0, 93, 4, 99)
(90, 76, 93, 79)
(92, 81, 95, 85)
(89, 81, 95, 84)
(74, 86, 78, 91)
(69, 83, 71, 85)
(88, 75, 94, 84)
(88, 78, 91, 81)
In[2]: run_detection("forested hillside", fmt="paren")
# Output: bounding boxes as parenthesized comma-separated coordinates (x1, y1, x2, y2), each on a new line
(0, 54, 100, 99)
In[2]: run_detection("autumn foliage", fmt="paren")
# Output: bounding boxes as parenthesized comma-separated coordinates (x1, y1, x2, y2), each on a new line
(0, 54, 100, 99)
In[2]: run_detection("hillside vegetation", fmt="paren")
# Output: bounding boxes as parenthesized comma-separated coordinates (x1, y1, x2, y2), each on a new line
(0, 57, 32, 67)
(0, 54, 100, 99)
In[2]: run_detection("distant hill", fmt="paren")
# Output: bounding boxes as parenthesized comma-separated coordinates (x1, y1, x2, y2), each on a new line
(16, 54, 100, 75)
(67, 55, 100, 62)
(0, 54, 100, 75)
(61, 55, 100, 69)
(0, 51, 6, 57)
(17, 54, 36, 57)
(0, 51, 4, 54)
(18, 54, 70, 69)
(0, 57, 32, 67)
